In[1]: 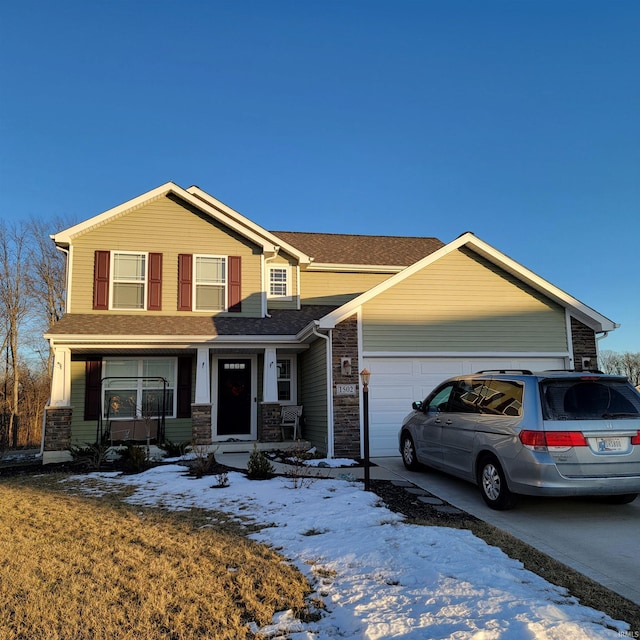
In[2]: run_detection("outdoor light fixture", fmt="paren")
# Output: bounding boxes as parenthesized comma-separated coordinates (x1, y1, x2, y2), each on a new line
(360, 368, 371, 491)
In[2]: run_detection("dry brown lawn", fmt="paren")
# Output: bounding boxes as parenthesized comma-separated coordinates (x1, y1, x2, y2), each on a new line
(0, 473, 311, 640)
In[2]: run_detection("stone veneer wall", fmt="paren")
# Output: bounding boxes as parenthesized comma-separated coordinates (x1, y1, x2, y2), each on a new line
(43, 406, 72, 451)
(191, 404, 212, 445)
(571, 317, 598, 371)
(259, 402, 283, 442)
(331, 315, 361, 459)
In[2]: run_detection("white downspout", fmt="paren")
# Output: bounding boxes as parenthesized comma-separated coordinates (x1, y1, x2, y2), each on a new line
(312, 324, 334, 458)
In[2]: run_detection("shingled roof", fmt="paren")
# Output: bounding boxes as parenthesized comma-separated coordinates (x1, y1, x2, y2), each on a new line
(46, 306, 339, 338)
(269, 231, 444, 266)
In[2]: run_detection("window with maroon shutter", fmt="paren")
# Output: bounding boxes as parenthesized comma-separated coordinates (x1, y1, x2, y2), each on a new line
(93, 251, 110, 310)
(178, 254, 193, 311)
(84, 358, 102, 420)
(228, 256, 242, 312)
(147, 253, 163, 311)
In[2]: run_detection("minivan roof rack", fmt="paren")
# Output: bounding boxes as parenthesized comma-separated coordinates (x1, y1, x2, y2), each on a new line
(474, 369, 533, 375)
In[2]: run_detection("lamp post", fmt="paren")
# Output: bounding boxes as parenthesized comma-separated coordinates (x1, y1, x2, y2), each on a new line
(360, 368, 371, 491)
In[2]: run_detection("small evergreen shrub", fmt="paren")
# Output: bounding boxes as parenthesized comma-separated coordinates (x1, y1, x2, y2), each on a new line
(246, 445, 275, 479)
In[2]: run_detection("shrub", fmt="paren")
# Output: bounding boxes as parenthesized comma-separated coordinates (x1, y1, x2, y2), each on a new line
(119, 444, 152, 474)
(159, 440, 191, 458)
(246, 445, 275, 479)
(70, 441, 111, 471)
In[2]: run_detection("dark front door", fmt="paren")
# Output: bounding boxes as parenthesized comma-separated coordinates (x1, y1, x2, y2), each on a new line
(217, 359, 252, 436)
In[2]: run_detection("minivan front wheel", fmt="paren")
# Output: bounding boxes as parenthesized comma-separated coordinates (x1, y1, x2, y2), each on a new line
(477, 456, 517, 510)
(401, 433, 420, 471)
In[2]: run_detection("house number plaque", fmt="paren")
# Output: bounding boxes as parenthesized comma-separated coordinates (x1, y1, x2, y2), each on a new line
(335, 384, 356, 396)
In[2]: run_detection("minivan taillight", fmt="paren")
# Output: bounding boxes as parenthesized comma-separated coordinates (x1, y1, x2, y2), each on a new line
(632, 431, 640, 446)
(519, 430, 588, 450)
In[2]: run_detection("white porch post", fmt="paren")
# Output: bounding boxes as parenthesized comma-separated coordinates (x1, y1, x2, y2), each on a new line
(195, 347, 211, 404)
(263, 348, 278, 402)
(50, 347, 71, 406)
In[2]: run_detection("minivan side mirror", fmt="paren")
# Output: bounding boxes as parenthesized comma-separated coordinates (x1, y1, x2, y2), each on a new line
(412, 400, 423, 411)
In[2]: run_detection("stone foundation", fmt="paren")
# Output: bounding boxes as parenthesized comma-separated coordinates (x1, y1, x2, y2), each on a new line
(44, 406, 72, 452)
(259, 402, 283, 442)
(191, 403, 212, 445)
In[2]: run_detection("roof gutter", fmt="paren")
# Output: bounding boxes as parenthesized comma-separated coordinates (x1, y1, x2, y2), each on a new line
(312, 322, 334, 458)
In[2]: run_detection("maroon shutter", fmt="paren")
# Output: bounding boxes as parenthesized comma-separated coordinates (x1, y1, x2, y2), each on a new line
(228, 256, 242, 312)
(176, 356, 192, 418)
(147, 252, 162, 311)
(84, 358, 102, 421)
(178, 254, 192, 311)
(93, 251, 110, 310)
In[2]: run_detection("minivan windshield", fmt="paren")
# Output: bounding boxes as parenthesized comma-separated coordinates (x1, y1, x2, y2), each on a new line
(541, 378, 640, 420)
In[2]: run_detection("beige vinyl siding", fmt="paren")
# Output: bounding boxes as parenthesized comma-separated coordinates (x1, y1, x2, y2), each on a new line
(69, 358, 193, 445)
(299, 337, 328, 454)
(69, 195, 262, 316)
(363, 248, 568, 352)
(300, 270, 392, 306)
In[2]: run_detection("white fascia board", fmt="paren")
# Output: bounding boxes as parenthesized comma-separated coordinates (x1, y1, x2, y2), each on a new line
(305, 263, 405, 273)
(44, 334, 302, 345)
(52, 182, 279, 254)
(187, 186, 313, 265)
(53, 182, 181, 245)
(317, 232, 617, 334)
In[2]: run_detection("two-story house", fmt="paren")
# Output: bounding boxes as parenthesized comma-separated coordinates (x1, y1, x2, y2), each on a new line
(43, 182, 618, 463)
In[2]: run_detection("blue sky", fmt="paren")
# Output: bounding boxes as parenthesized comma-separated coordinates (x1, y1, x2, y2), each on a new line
(1, 0, 638, 352)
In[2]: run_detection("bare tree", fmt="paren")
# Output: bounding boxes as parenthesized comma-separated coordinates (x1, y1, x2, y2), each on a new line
(0, 222, 29, 447)
(26, 217, 67, 375)
(599, 350, 640, 387)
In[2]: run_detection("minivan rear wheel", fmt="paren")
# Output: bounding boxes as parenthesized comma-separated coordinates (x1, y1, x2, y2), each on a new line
(477, 456, 517, 510)
(401, 433, 420, 471)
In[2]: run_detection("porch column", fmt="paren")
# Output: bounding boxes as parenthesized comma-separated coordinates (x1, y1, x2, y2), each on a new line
(263, 348, 278, 402)
(50, 347, 71, 407)
(194, 347, 211, 404)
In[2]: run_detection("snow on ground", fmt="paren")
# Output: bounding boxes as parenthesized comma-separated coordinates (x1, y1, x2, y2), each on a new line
(70, 465, 629, 639)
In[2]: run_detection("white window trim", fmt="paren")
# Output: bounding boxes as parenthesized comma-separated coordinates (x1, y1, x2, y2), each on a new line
(110, 250, 148, 311)
(193, 254, 228, 312)
(102, 357, 177, 419)
(267, 265, 292, 300)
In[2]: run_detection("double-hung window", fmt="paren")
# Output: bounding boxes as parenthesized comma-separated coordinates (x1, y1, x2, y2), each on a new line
(195, 255, 227, 311)
(277, 358, 295, 403)
(112, 252, 146, 310)
(268, 266, 291, 300)
(102, 358, 176, 419)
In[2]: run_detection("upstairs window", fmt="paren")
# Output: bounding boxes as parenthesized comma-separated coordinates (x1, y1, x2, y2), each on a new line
(178, 254, 241, 313)
(112, 252, 146, 309)
(268, 266, 291, 300)
(93, 250, 162, 311)
(195, 255, 227, 311)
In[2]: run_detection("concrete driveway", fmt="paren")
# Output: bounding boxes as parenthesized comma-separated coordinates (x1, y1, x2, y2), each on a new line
(373, 456, 640, 607)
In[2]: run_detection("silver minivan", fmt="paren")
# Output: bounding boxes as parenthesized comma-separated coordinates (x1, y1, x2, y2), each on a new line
(398, 370, 640, 509)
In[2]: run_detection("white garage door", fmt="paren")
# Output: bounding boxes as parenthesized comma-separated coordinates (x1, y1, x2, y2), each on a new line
(363, 356, 567, 457)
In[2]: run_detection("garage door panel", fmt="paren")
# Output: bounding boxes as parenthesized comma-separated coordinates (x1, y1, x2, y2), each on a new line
(364, 356, 565, 457)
